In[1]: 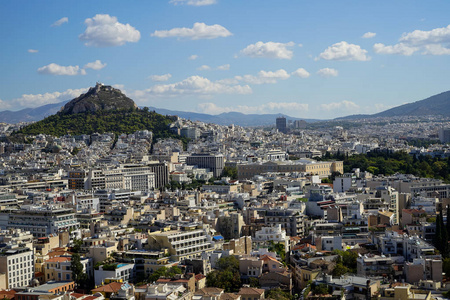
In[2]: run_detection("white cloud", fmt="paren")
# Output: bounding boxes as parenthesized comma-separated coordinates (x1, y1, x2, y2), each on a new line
(112, 84, 125, 90)
(188, 54, 199, 60)
(236, 69, 290, 84)
(134, 76, 252, 98)
(320, 100, 359, 112)
(198, 102, 309, 115)
(217, 64, 230, 70)
(317, 68, 338, 78)
(197, 65, 211, 71)
(79, 14, 140, 47)
(0, 99, 12, 110)
(149, 74, 172, 82)
(421, 44, 450, 55)
(291, 68, 310, 78)
(317, 41, 370, 61)
(169, 0, 217, 6)
(28, 49, 38, 53)
(37, 63, 85, 76)
(373, 43, 418, 56)
(152, 22, 232, 40)
(12, 88, 88, 108)
(399, 24, 450, 45)
(362, 32, 376, 39)
(83, 60, 107, 70)
(240, 41, 295, 59)
(52, 17, 68, 27)
(373, 24, 450, 56)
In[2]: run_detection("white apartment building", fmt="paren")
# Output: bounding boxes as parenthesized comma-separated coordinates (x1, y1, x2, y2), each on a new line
(5, 206, 80, 238)
(104, 169, 125, 190)
(121, 164, 156, 192)
(254, 224, 287, 243)
(0, 246, 34, 289)
(148, 228, 215, 261)
(378, 231, 438, 261)
(316, 236, 343, 252)
(67, 193, 100, 212)
(94, 189, 133, 213)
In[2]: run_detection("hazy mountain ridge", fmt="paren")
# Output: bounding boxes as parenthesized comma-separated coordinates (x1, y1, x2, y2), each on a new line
(337, 90, 450, 120)
(2, 89, 449, 125)
(146, 107, 320, 126)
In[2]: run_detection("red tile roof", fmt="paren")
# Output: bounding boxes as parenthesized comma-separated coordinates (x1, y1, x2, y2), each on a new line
(195, 274, 206, 281)
(91, 282, 124, 293)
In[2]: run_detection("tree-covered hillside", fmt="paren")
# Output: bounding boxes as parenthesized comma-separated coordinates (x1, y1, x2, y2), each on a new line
(13, 108, 178, 140)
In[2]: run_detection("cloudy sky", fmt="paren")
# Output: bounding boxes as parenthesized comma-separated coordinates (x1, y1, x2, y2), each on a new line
(1, 0, 450, 119)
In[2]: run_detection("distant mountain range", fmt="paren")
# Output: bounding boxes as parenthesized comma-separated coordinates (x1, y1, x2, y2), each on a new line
(0, 102, 65, 124)
(337, 90, 450, 120)
(145, 107, 319, 126)
(0, 101, 319, 127)
(2, 89, 450, 126)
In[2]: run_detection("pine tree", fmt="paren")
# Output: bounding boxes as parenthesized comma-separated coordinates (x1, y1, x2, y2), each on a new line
(446, 206, 450, 241)
(442, 210, 450, 258)
(71, 253, 88, 288)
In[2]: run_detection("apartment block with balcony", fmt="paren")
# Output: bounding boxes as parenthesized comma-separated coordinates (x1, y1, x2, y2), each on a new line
(6, 206, 80, 238)
(264, 209, 304, 237)
(147, 227, 215, 261)
(357, 255, 395, 277)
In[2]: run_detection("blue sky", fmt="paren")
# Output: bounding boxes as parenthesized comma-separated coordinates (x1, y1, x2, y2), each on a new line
(1, 0, 450, 119)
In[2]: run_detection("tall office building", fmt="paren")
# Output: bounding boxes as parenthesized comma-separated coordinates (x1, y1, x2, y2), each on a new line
(186, 153, 224, 178)
(439, 128, 450, 143)
(276, 116, 287, 133)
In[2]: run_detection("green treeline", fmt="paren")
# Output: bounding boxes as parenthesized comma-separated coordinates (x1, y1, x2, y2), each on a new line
(13, 108, 180, 141)
(321, 151, 450, 182)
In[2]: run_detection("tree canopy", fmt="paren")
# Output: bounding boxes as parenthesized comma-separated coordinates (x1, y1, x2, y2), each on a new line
(13, 108, 178, 142)
(319, 151, 450, 182)
(206, 256, 241, 293)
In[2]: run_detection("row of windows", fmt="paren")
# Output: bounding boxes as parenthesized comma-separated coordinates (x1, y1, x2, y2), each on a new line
(9, 273, 32, 284)
(9, 255, 33, 264)
(9, 261, 31, 271)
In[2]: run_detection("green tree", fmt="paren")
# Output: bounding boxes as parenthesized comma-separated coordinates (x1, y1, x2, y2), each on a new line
(447, 205, 450, 241)
(222, 166, 238, 179)
(332, 261, 349, 277)
(268, 242, 286, 263)
(71, 253, 88, 288)
(332, 249, 358, 272)
(148, 266, 182, 282)
(266, 288, 293, 300)
(206, 256, 241, 292)
(72, 239, 83, 253)
(443, 258, 450, 277)
(249, 277, 260, 288)
(312, 283, 330, 295)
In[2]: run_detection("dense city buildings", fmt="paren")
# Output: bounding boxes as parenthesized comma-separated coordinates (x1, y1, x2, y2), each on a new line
(0, 114, 449, 299)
